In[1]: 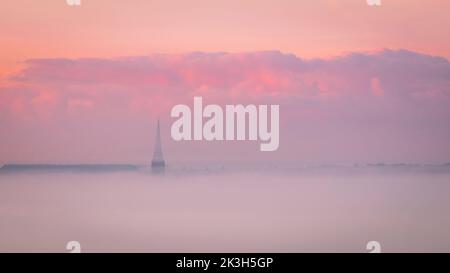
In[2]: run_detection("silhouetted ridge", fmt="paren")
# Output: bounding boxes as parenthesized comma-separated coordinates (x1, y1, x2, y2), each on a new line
(0, 164, 138, 173)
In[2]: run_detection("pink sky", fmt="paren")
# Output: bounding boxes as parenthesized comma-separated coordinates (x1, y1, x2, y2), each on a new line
(1, 0, 450, 76)
(1, 1, 450, 164)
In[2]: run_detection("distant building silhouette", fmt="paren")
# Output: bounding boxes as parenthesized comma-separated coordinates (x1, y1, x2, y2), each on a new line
(151, 119, 166, 169)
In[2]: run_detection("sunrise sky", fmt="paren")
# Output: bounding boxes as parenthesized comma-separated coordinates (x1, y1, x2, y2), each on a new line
(1, 0, 450, 164)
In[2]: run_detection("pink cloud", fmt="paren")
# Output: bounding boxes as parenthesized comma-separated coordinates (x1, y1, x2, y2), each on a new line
(1, 49, 450, 164)
(68, 99, 94, 113)
(370, 77, 384, 97)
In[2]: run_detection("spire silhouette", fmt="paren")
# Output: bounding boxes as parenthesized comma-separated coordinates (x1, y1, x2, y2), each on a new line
(151, 119, 165, 168)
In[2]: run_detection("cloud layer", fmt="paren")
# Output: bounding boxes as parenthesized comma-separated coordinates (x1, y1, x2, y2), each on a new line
(1, 50, 450, 163)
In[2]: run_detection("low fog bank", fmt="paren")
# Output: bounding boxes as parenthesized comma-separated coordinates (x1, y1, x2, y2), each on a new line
(1, 170, 450, 252)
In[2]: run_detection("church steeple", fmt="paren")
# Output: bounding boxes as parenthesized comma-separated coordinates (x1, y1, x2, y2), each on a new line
(151, 119, 165, 168)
